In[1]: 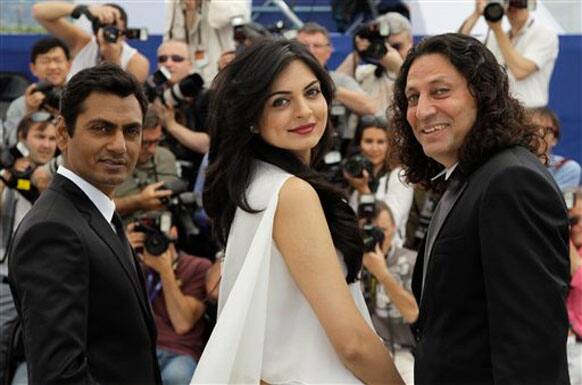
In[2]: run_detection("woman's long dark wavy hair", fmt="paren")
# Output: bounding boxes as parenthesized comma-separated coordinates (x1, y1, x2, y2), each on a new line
(390, 33, 543, 192)
(203, 39, 363, 283)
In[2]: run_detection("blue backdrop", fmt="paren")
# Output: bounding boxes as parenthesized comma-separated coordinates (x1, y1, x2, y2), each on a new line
(1, 33, 580, 165)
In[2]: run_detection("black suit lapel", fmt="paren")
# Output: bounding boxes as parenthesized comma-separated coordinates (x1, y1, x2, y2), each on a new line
(50, 175, 155, 334)
(420, 177, 468, 302)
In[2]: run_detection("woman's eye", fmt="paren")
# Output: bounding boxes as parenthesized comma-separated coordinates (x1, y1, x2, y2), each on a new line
(306, 87, 321, 97)
(272, 98, 289, 107)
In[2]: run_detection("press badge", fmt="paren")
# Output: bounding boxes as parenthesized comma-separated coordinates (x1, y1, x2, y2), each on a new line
(194, 49, 208, 68)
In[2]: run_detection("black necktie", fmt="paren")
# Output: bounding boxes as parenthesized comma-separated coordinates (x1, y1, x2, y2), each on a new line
(421, 170, 464, 295)
(111, 212, 138, 274)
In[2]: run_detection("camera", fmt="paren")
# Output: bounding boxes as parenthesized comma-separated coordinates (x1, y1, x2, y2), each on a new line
(358, 194, 385, 252)
(144, 68, 204, 108)
(0, 141, 29, 171)
(353, 19, 390, 64)
(34, 81, 63, 111)
(232, 17, 296, 49)
(134, 179, 200, 256)
(100, 24, 148, 43)
(0, 142, 40, 203)
(343, 154, 374, 178)
(484, 0, 530, 22)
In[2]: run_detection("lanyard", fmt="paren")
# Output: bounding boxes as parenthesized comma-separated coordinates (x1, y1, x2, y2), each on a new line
(146, 271, 163, 303)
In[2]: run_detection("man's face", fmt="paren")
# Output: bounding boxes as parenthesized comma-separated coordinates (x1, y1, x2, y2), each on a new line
(30, 47, 70, 87)
(139, 125, 163, 165)
(157, 41, 193, 84)
(405, 53, 478, 168)
(57, 92, 143, 197)
(388, 31, 413, 60)
(531, 113, 558, 154)
(21, 122, 58, 165)
(571, 199, 582, 248)
(506, 4, 529, 27)
(296, 32, 332, 67)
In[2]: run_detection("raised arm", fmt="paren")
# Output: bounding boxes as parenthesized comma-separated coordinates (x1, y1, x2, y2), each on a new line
(274, 177, 404, 385)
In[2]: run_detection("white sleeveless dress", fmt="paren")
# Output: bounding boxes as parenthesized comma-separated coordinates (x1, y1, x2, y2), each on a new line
(191, 160, 373, 384)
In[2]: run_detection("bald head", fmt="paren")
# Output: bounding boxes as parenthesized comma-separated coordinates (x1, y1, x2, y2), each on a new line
(157, 40, 193, 84)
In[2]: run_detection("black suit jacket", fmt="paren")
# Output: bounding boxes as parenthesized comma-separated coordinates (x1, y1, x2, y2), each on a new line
(412, 147, 571, 385)
(8, 174, 162, 385)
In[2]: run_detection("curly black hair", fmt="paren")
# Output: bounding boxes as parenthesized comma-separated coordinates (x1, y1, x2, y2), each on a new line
(390, 33, 543, 192)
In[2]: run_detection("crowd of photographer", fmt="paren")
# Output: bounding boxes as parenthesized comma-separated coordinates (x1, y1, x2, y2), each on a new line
(0, 0, 580, 384)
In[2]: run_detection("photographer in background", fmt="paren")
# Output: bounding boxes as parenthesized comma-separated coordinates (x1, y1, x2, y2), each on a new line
(153, 40, 210, 185)
(114, 107, 178, 225)
(32, 1, 149, 82)
(4, 37, 70, 148)
(0, 112, 58, 385)
(337, 12, 413, 116)
(344, 116, 413, 246)
(528, 106, 581, 191)
(164, 0, 251, 85)
(459, 0, 558, 108)
(127, 221, 211, 384)
(360, 200, 417, 385)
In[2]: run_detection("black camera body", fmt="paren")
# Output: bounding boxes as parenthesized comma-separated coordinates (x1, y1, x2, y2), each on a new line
(362, 224, 385, 253)
(134, 212, 173, 256)
(484, 0, 530, 22)
(34, 81, 63, 111)
(0, 142, 28, 171)
(134, 180, 200, 256)
(144, 68, 204, 109)
(353, 19, 390, 64)
(357, 194, 385, 252)
(343, 154, 374, 178)
(0, 142, 40, 203)
(100, 24, 148, 43)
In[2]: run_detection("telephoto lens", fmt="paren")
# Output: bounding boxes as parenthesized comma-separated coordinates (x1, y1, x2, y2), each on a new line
(484, 0, 505, 22)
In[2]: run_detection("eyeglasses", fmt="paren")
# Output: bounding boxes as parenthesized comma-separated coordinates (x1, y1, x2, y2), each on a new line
(158, 55, 186, 63)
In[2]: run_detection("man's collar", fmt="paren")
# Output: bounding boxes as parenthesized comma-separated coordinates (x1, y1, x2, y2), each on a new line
(431, 162, 459, 182)
(57, 166, 116, 223)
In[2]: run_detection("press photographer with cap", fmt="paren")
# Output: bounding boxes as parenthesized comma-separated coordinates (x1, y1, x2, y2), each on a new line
(459, 0, 558, 108)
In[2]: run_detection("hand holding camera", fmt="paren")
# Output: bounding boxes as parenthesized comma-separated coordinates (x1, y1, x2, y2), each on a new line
(87, 4, 121, 26)
(97, 28, 123, 65)
(139, 181, 174, 211)
(24, 84, 46, 113)
(127, 222, 176, 276)
(363, 244, 389, 280)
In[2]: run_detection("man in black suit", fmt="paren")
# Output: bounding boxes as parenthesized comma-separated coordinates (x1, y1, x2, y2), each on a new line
(8, 64, 162, 384)
(390, 33, 571, 384)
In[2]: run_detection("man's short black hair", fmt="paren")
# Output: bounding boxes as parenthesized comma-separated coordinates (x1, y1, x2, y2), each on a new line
(30, 37, 70, 63)
(60, 63, 147, 135)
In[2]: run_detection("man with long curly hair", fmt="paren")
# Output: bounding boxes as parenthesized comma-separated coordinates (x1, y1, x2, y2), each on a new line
(390, 33, 570, 384)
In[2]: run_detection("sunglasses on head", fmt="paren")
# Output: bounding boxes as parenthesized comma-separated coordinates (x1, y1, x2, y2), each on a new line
(30, 111, 55, 123)
(158, 55, 186, 63)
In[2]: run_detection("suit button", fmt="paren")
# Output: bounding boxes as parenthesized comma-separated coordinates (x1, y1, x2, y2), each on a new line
(415, 328, 422, 342)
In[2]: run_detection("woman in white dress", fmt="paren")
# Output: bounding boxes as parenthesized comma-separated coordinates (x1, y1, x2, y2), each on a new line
(193, 39, 403, 384)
